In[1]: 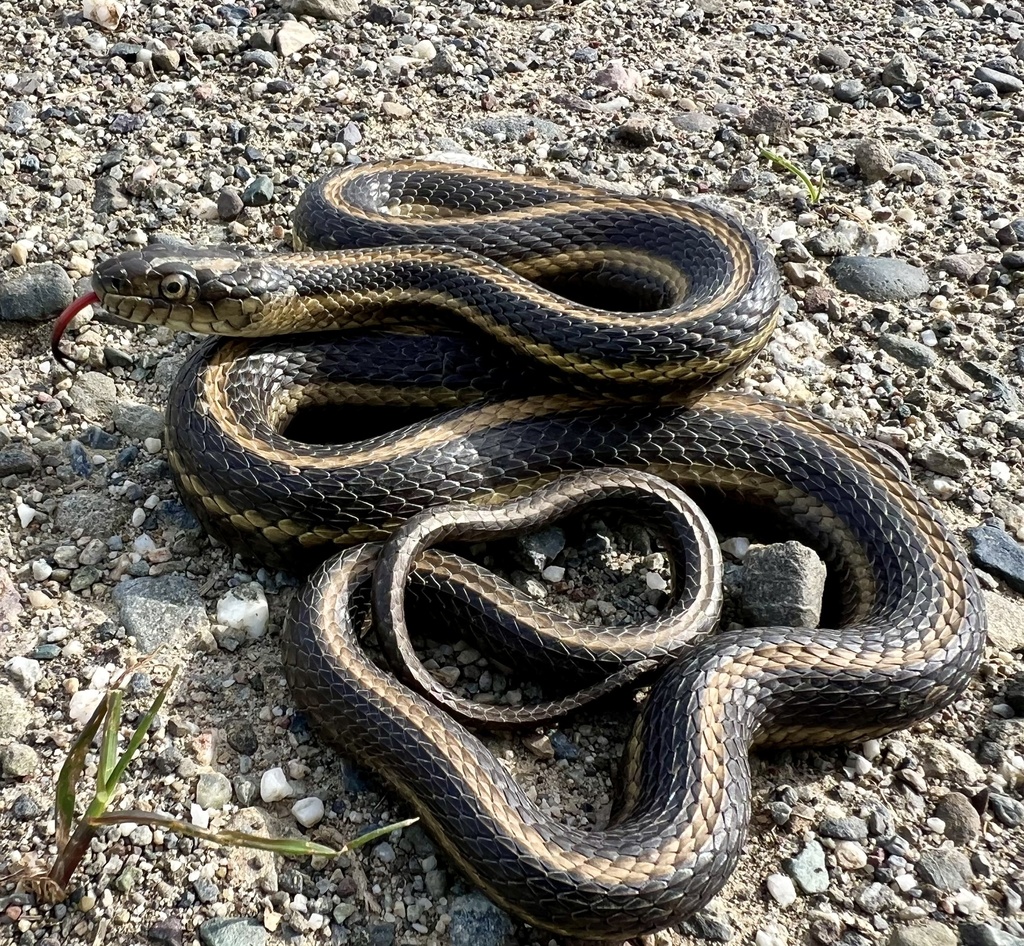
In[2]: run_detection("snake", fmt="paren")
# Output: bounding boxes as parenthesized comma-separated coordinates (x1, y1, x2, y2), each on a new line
(52, 161, 986, 939)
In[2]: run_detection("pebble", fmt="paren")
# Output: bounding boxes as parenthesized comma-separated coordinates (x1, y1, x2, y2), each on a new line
(216, 583, 270, 639)
(878, 334, 938, 369)
(0, 743, 39, 778)
(988, 793, 1024, 827)
(785, 840, 830, 894)
(4, 656, 42, 692)
(965, 524, 1024, 594)
(888, 920, 958, 946)
(828, 257, 930, 303)
(113, 575, 212, 653)
(291, 796, 325, 827)
(855, 139, 894, 182)
(767, 874, 798, 906)
(0, 263, 74, 321)
(740, 541, 827, 627)
(915, 849, 973, 892)
(449, 892, 516, 946)
(196, 772, 232, 810)
(932, 792, 981, 844)
(198, 917, 268, 946)
(259, 767, 293, 802)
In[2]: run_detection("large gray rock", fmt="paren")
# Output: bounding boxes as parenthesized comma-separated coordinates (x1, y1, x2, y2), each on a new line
(112, 575, 210, 652)
(828, 256, 929, 302)
(740, 541, 827, 628)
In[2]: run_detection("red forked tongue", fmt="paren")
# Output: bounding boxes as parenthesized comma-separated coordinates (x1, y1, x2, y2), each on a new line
(51, 291, 99, 369)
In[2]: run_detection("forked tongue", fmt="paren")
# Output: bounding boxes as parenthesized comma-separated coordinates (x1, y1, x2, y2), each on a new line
(51, 291, 99, 368)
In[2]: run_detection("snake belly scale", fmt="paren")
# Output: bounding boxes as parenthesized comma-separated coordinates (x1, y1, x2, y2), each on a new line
(60, 161, 987, 939)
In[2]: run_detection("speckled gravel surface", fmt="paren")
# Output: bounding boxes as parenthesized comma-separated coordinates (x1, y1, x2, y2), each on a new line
(2, 1, 1024, 945)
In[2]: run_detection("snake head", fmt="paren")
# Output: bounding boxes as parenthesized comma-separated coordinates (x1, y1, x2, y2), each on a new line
(52, 244, 290, 366)
(89, 244, 289, 332)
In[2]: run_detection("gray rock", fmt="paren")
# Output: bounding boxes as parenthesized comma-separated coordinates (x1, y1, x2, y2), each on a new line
(818, 45, 851, 70)
(0, 684, 33, 739)
(192, 32, 240, 56)
(997, 220, 1024, 246)
(241, 175, 273, 207)
(55, 493, 128, 537)
(518, 527, 566, 571)
(819, 815, 869, 840)
(5, 100, 33, 134)
(854, 881, 898, 913)
(807, 223, 863, 258)
(69, 371, 118, 422)
(974, 66, 1023, 93)
(915, 444, 969, 477)
(93, 176, 128, 214)
(0, 448, 36, 475)
(878, 334, 937, 369)
(114, 402, 165, 441)
(959, 923, 1024, 946)
(988, 793, 1024, 827)
(915, 848, 973, 892)
(966, 524, 1024, 594)
(449, 892, 516, 946)
(350, 923, 396, 946)
(0, 263, 74, 322)
(472, 114, 564, 142)
(833, 78, 865, 102)
(196, 772, 233, 810)
(672, 112, 719, 134)
(855, 139, 895, 182)
(784, 839, 829, 894)
(218, 188, 244, 220)
(888, 921, 957, 946)
(893, 151, 948, 184)
(0, 742, 39, 778)
(882, 53, 918, 87)
(112, 575, 211, 652)
(198, 917, 267, 946)
(937, 253, 985, 282)
(932, 792, 981, 844)
(741, 103, 791, 141)
(828, 256, 929, 302)
(240, 49, 279, 73)
(279, 0, 358, 19)
(741, 542, 826, 627)
(679, 911, 735, 942)
(424, 868, 447, 898)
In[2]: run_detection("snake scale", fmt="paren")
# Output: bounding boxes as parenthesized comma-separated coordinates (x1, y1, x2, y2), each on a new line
(53, 161, 986, 939)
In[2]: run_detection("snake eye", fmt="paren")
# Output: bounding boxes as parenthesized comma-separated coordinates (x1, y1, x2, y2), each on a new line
(159, 272, 197, 302)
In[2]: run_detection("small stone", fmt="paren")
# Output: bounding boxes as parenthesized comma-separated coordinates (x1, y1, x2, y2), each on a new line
(855, 139, 894, 182)
(818, 45, 851, 69)
(5, 657, 42, 692)
(113, 402, 165, 441)
(113, 575, 211, 653)
(518, 528, 565, 570)
(975, 66, 1023, 94)
(833, 78, 865, 102)
(785, 839, 829, 894)
(741, 541, 827, 627)
(882, 53, 918, 87)
(216, 584, 269, 639)
(0, 263, 74, 321)
(855, 881, 898, 914)
(915, 444, 970, 477)
(915, 849, 973, 892)
(448, 892, 515, 946)
(292, 796, 325, 827)
(242, 175, 274, 207)
(592, 59, 643, 94)
(69, 371, 118, 421)
(959, 923, 1024, 946)
(1, 743, 39, 778)
(198, 917, 268, 946)
(932, 792, 981, 844)
(835, 841, 868, 870)
(0, 449, 36, 475)
(260, 767, 293, 802)
(819, 815, 869, 841)
(878, 334, 937, 368)
(937, 254, 985, 282)
(276, 20, 315, 56)
(889, 923, 958, 946)
(829, 257, 929, 303)
(767, 874, 797, 906)
(549, 731, 579, 760)
(965, 524, 1024, 594)
(217, 188, 245, 220)
(523, 733, 555, 759)
(196, 772, 232, 810)
(988, 793, 1024, 827)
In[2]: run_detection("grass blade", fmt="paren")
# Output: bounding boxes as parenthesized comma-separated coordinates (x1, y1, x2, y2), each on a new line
(103, 667, 178, 793)
(95, 691, 122, 798)
(54, 692, 112, 849)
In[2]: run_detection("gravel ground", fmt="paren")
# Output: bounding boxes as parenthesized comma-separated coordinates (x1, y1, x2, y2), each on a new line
(2, 1, 1024, 945)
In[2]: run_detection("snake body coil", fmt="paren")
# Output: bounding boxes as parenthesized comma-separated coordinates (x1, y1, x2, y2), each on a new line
(69, 162, 986, 939)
